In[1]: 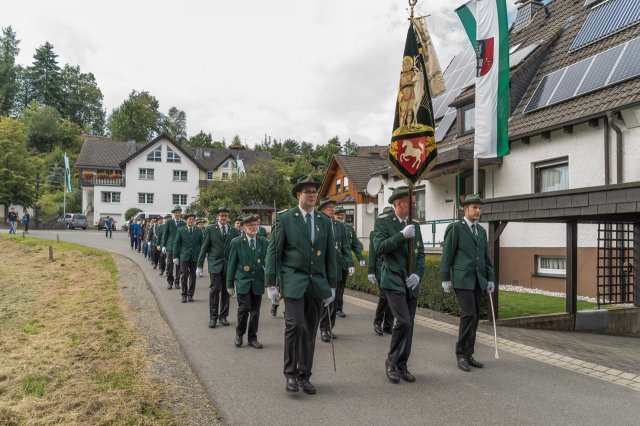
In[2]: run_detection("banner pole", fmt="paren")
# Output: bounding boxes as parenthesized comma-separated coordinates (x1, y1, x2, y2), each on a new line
(407, 184, 414, 276)
(473, 157, 479, 194)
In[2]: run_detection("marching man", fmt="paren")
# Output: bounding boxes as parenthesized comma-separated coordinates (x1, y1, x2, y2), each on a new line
(173, 213, 204, 303)
(162, 206, 185, 290)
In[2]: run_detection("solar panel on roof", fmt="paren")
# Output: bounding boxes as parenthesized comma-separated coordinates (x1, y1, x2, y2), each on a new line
(435, 111, 456, 142)
(524, 69, 565, 112)
(571, 0, 640, 51)
(548, 57, 592, 104)
(608, 37, 640, 85)
(510, 42, 541, 68)
(575, 43, 624, 95)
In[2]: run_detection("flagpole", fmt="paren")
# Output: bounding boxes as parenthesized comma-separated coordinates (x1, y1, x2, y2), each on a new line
(63, 153, 67, 222)
(407, 184, 413, 276)
(473, 157, 479, 194)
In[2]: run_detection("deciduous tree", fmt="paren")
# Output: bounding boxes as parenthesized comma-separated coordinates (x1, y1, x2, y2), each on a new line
(107, 90, 161, 142)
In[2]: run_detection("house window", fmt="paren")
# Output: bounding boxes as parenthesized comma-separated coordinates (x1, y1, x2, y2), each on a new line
(336, 178, 341, 194)
(461, 105, 475, 134)
(173, 170, 188, 182)
(138, 193, 154, 204)
(101, 191, 121, 203)
(172, 194, 187, 205)
(167, 147, 181, 163)
(534, 157, 569, 193)
(536, 255, 566, 277)
(139, 168, 154, 180)
(147, 146, 162, 162)
(456, 170, 485, 217)
(412, 186, 426, 222)
(343, 177, 349, 192)
(345, 208, 355, 225)
(206, 171, 214, 180)
(204, 151, 211, 157)
(222, 172, 229, 180)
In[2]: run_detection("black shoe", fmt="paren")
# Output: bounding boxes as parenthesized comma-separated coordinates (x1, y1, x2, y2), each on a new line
(374, 323, 384, 336)
(336, 310, 346, 318)
(383, 327, 393, 335)
(181, 296, 187, 303)
(398, 366, 416, 382)
(220, 317, 230, 326)
(159, 272, 164, 276)
(320, 330, 331, 342)
(153, 265, 157, 269)
(297, 378, 316, 395)
(175, 283, 181, 289)
(248, 340, 263, 349)
(209, 319, 217, 328)
(468, 356, 484, 368)
(331, 333, 337, 339)
(270, 304, 278, 317)
(457, 357, 471, 372)
(167, 284, 173, 290)
(286, 378, 299, 392)
(188, 296, 194, 302)
(234, 334, 242, 347)
(386, 360, 400, 383)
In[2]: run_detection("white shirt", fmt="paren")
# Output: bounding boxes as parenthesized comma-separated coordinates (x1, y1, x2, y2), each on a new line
(463, 216, 478, 235)
(298, 206, 315, 242)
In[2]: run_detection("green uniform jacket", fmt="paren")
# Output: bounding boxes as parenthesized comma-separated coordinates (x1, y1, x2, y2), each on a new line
(149, 223, 159, 246)
(265, 207, 337, 300)
(331, 219, 353, 281)
(197, 223, 240, 275)
(440, 221, 495, 290)
(226, 235, 268, 295)
(345, 223, 364, 262)
(172, 226, 204, 262)
(373, 215, 425, 297)
(257, 226, 268, 239)
(161, 218, 185, 250)
(155, 224, 165, 248)
(367, 230, 383, 283)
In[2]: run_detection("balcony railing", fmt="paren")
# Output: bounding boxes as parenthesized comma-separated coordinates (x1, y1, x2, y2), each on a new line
(79, 176, 126, 187)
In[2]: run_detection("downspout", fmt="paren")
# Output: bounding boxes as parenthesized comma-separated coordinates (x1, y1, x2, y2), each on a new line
(603, 115, 610, 185)
(607, 112, 623, 184)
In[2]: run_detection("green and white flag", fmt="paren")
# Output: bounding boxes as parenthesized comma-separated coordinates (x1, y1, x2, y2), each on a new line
(63, 153, 72, 193)
(456, 0, 509, 158)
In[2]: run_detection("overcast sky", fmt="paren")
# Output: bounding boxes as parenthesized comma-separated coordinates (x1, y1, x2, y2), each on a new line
(4, 0, 519, 147)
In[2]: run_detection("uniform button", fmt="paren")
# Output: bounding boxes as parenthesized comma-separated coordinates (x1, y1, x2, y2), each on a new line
(310, 261, 313, 265)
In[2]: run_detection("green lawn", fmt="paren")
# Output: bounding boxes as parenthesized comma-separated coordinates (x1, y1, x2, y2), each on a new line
(499, 291, 598, 319)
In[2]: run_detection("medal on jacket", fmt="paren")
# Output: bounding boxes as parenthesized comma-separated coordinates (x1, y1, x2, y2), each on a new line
(243, 265, 250, 272)
(257, 259, 261, 264)
(317, 250, 321, 256)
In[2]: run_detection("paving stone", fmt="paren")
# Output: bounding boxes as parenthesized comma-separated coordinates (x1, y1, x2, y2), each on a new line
(605, 369, 622, 376)
(593, 365, 609, 372)
(618, 373, 636, 380)
(614, 379, 634, 385)
(582, 362, 597, 368)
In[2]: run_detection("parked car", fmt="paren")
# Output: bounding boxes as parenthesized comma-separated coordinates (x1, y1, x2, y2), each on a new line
(97, 217, 117, 231)
(58, 213, 88, 230)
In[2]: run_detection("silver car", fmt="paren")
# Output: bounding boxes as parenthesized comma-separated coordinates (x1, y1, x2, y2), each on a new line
(58, 213, 88, 230)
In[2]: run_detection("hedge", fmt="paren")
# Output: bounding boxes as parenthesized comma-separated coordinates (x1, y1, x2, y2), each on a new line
(346, 252, 487, 318)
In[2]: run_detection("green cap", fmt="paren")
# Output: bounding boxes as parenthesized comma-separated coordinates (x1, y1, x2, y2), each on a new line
(318, 197, 335, 210)
(184, 213, 196, 219)
(461, 193, 484, 206)
(217, 206, 230, 213)
(388, 187, 410, 204)
(171, 205, 183, 212)
(334, 206, 346, 214)
(291, 175, 319, 198)
(242, 214, 259, 225)
(380, 206, 394, 217)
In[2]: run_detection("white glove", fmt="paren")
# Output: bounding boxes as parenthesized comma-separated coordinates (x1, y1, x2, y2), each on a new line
(156, 246, 161, 251)
(348, 267, 355, 276)
(487, 281, 495, 293)
(227, 287, 234, 296)
(196, 267, 203, 276)
(359, 260, 366, 267)
(442, 281, 453, 293)
(401, 224, 415, 239)
(323, 288, 336, 306)
(405, 273, 419, 290)
(367, 274, 377, 284)
(162, 247, 166, 254)
(173, 258, 179, 265)
(266, 286, 280, 304)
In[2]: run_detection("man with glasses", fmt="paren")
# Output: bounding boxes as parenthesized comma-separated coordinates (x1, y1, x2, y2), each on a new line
(373, 187, 424, 384)
(265, 175, 337, 395)
(198, 206, 240, 329)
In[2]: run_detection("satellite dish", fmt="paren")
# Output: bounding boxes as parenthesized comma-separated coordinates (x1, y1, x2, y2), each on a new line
(366, 202, 375, 214)
(366, 177, 382, 196)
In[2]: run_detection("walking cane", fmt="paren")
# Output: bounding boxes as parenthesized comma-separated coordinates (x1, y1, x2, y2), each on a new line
(327, 304, 337, 372)
(488, 291, 499, 359)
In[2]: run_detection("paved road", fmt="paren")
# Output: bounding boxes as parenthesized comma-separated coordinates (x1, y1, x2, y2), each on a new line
(30, 230, 640, 425)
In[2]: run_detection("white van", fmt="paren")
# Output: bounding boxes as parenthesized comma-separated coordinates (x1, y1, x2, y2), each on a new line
(127, 211, 171, 229)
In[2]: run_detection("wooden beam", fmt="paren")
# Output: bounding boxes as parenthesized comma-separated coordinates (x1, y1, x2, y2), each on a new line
(541, 131, 551, 140)
(563, 125, 573, 134)
(589, 118, 599, 128)
(521, 136, 530, 145)
(566, 221, 578, 325)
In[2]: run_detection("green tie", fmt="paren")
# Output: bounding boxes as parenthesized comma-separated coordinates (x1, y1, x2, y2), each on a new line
(250, 238, 255, 250)
(471, 224, 478, 239)
(306, 213, 312, 240)
(222, 225, 227, 236)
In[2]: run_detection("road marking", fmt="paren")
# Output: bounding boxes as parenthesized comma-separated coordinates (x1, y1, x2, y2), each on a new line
(345, 295, 639, 392)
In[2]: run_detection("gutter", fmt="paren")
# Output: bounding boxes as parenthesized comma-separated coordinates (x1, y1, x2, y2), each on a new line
(604, 115, 610, 185)
(607, 112, 623, 184)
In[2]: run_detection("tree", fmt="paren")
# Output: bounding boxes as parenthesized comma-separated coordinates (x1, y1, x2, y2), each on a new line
(46, 159, 63, 191)
(160, 106, 187, 143)
(230, 134, 242, 146)
(342, 138, 358, 156)
(60, 65, 105, 135)
(107, 90, 161, 142)
(13, 65, 34, 114)
(0, 26, 21, 116)
(0, 117, 35, 214)
(20, 101, 61, 152)
(29, 42, 63, 110)
(186, 130, 213, 147)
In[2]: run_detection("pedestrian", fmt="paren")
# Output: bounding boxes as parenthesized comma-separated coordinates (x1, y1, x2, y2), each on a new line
(334, 206, 365, 318)
(150, 217, 162, 269)
(7, 207, 19, 234)
(373, 186, 424, 383)
(233, 218, 243, 232)
(440, 193, 495, 372)
(157, 214, 171, 276)
(226, 214, 268, 349)
(132, 219, 143, 252)
(21, 209, 31, 234)
(142, 219, 151, 259)
(161, 206, 185, 290)
(265, 175, 337, 395)
(173, 213, 204, 303)
(369, 206, 395, 336)
(104, 216, 113, 239)
(256, 215, 268, 238)
(199, 206, 240, 328)
(317, 197, 352, 343)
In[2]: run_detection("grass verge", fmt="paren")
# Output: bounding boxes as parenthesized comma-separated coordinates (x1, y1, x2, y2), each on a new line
(498, 291, 598, 319)
(0, 235, 174, 425)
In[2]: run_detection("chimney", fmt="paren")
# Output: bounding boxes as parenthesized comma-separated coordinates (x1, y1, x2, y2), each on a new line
(127, 140, 137, 155)
(513, 0, 544, 32)
(195, 147, 203, 159)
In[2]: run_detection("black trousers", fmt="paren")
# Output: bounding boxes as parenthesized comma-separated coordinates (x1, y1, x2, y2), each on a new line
(283, 284, 323, 380)
(105, 227, 112, 238)
(151, 246, 158, 265)
(335, 270, 348, 312)
(166, 250, 181, 286)
(384, 289, 417, 368)
(236, 289, 262, 341)
(180, 261, 197, 297)
(374, 286, 394, 330)
(158, 252, 166, 274)
(454, 283, 482, 358)
(209, 272, 229, 320)
(319, 301, 336, 332)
